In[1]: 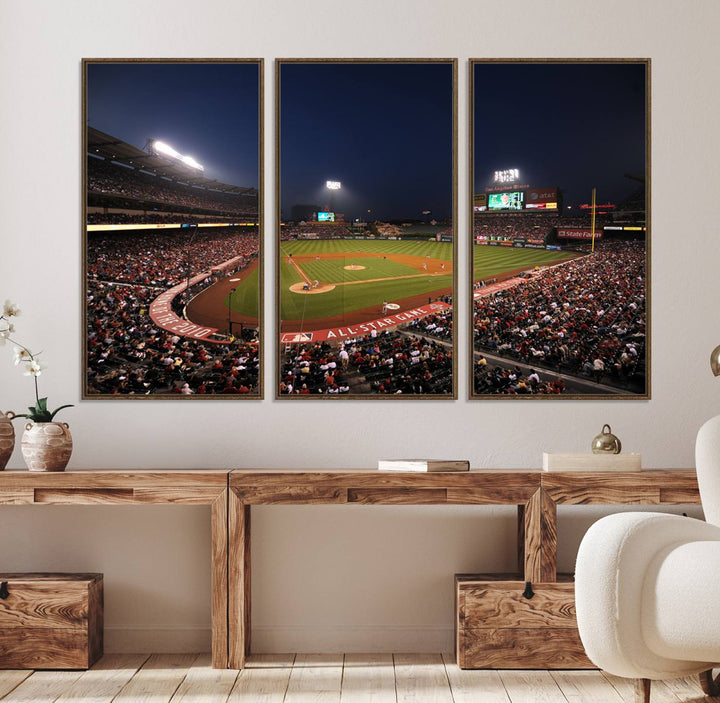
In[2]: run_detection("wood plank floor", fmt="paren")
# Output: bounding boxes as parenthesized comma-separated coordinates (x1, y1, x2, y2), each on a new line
(0, 654, 712, 703)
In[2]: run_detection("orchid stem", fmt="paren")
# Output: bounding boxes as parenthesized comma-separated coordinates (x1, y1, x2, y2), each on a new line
(2, 316, 40, 405)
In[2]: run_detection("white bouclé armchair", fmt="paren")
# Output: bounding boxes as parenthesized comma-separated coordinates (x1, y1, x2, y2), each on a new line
(575, 415, 720, 702)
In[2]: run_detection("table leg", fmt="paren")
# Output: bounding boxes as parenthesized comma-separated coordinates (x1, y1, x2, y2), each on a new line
(519, 488, 557, 582)
(228, 489, 251, 669)
(211, 489, 228, 668)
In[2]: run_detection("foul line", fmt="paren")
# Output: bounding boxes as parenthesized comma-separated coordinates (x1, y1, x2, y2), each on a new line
(287, 257, 449, 290)
(289, 257, 313, 285)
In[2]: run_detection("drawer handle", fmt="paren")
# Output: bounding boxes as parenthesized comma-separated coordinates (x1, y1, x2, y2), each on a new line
(0, 582, 8, 600)
(522, 581, 534, 599)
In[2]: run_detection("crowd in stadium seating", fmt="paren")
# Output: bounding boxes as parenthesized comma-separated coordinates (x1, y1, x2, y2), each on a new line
(280, 223, 354, 240)
(473, 358, 567, 395)
(350, 331, 452, 394)
(88, 157, 257, 216)
(472, 211, 617, 243)
(473, 239, 646, 392)
(86, 280, 259, 395)
(279, 342, 351, 395)
(405, 307, 453, 341)
(373, 222, 402, 238)
(87, 212, 240, 225)
(86, 227, 260, 395)
(87, 228, 258, 287)
(553, 215, 611, 229)
(280, 330, 452, 395)
(473, 212, 559, 241)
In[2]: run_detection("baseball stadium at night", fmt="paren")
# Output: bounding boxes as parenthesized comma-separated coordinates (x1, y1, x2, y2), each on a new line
(276, 61, 456, 397)
(470, 60, 648, 398)
(83, 59, 647, 399)
(84, 61, 262, 398)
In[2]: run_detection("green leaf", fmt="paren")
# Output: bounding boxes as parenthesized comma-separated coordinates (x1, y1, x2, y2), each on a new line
(37, 397, 48, 412)
(48, 404, 73, 421)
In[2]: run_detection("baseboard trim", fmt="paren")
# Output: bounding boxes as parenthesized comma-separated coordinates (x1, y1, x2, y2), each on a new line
(251, 625, 455, 653)
(105, 626, 211, 653)
(105, 624, 455, 654)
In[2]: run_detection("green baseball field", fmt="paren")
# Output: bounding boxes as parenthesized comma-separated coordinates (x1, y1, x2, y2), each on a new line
(473, 245, 579, 282)
(277, 239, 453, 328)
(219, 239, 581, 330)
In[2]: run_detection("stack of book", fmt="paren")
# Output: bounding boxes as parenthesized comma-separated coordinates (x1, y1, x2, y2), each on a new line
(542, 452, 642, 472)
(377, 459, 470, 472)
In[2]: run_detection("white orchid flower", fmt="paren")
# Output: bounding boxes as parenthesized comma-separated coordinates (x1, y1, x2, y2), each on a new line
(13, 347, 32, 365)
(3, 300, 21, 318)
(23, 359, 44, 377)
(0, 319, 12, 336)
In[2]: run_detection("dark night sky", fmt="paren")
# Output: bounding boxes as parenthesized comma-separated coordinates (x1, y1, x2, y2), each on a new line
(86, 62, 259, 189)
(280, 62, 454, 221)
(473, 62, 647, 209)
(85, 62, 645, 218)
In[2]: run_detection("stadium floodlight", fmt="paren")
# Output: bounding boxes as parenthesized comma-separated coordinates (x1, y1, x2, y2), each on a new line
(152, 140, 182, 159)
(148, 139, 204, 172)
(494, 168, 519, 184)
(181, 155, 204, 171)
(326, 180, 342, 190)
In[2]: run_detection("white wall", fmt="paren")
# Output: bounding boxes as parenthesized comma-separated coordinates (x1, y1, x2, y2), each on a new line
(1, 0, 719, 654)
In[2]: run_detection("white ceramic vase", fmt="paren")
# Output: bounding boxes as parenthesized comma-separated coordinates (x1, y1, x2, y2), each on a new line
(0, 410, 15, 470)
(21, 421, 73, 472)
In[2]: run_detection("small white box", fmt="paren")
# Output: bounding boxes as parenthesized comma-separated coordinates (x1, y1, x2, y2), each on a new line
(542, 452, 642, 472)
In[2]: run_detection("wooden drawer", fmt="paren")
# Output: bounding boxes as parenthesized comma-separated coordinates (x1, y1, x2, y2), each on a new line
(0, 573, 103, 669)
(455, 573, 594, 670)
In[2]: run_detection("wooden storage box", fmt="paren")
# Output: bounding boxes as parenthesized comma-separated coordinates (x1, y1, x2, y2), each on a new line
(0, 573, 103, 669)
(455, 573, 593, 669)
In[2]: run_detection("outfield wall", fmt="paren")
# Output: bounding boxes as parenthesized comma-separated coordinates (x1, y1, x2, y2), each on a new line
(281, 300, 452, 344)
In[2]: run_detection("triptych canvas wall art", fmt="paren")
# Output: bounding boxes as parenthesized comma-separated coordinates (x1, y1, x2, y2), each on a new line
(82, 58, 648, 400)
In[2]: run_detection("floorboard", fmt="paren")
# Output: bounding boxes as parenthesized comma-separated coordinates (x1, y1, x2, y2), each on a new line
(0, 670, 84, 703)
(551, 670, 626, 703)
(1, 653, 713, 703)
(55, 654, 150, 703)
(394, 654, 453, 703)
(114, 653, 199, 703)
(441, 653, 511, 703)
(601, 672, 685, 703)
(285, 653, 344, 703)
(341, 653, 396, 703)
(498, 670, 569, 703)
(168, 653, 239, 702)
(0, 672, 32, 700)
(228, 654, 295, 703)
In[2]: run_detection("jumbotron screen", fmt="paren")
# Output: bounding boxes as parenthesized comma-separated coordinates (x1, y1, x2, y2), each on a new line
(317, 212, 335, 222)
(488, 191, 524, 211)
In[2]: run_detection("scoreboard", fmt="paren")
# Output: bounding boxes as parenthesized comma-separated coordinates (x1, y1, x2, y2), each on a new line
(488, 191, 524, 211)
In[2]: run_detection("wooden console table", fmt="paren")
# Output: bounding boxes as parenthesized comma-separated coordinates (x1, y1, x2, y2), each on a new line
(227, 469, 700, 669)
(0, 468, 702, 670)
(0, 470, 229, 668)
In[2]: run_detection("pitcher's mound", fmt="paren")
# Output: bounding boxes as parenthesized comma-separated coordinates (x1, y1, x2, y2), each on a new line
(344, 265, 366, 270)
(289, 282, 336, 294)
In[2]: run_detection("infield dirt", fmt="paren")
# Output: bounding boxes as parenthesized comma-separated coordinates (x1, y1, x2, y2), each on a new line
(280, 251, 452, 332)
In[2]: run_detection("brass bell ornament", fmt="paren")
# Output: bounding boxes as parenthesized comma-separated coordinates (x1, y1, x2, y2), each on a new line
(592, 424, 622, 454)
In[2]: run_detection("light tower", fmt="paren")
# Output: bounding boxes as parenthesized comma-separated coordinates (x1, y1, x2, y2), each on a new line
(326, 180, 341, 212)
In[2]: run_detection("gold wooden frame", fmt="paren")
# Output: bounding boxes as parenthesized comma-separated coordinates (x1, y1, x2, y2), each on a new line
(82, 58, 264, 399)
(275, 58, 458, 400)
(469, 58, 651, 400)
